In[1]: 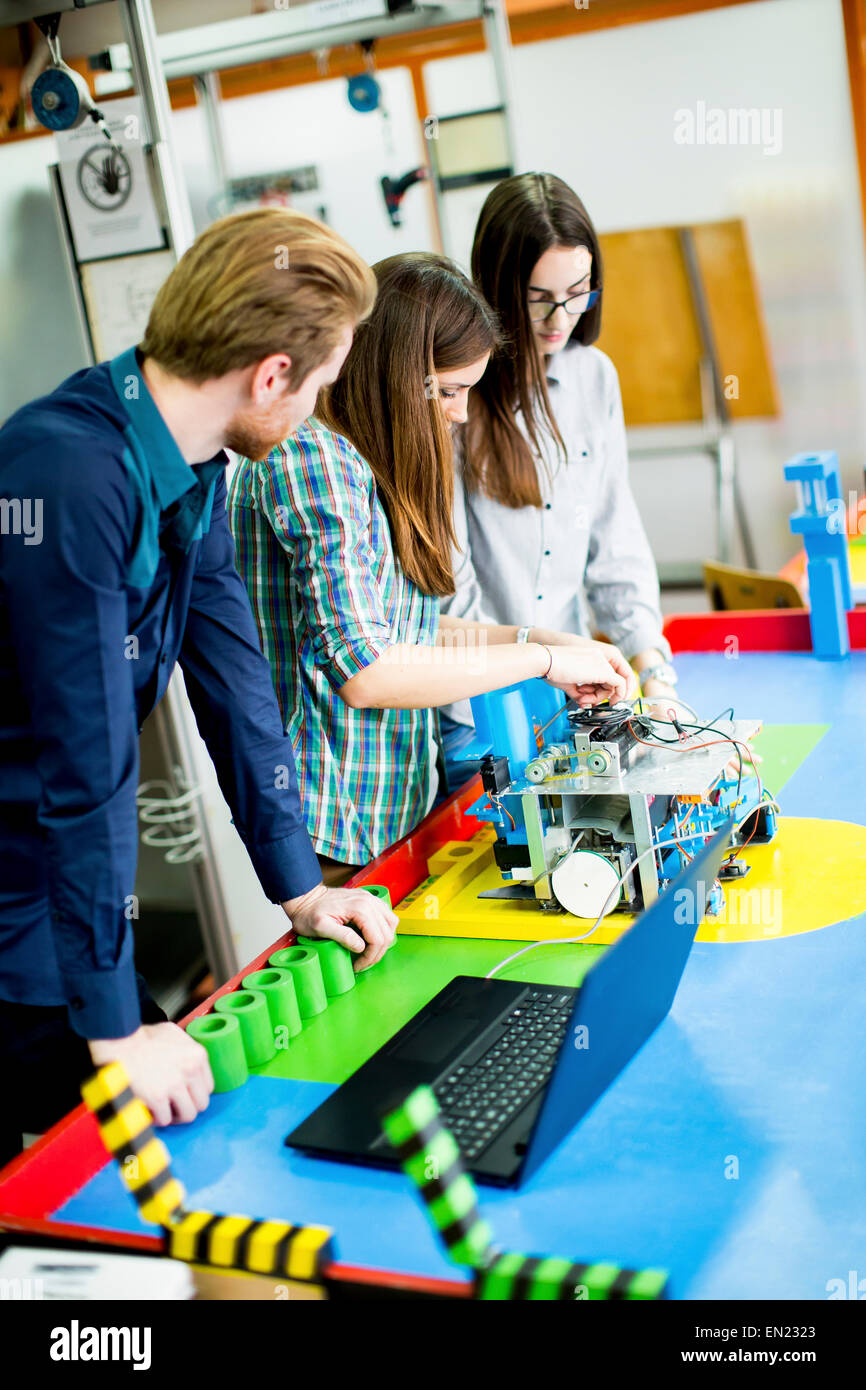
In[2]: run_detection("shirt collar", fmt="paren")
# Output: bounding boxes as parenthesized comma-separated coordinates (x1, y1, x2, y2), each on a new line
(108, 346, 203, 511)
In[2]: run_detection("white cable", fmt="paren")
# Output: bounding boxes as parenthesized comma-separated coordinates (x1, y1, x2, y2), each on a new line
(485, 836, 700, 979)
(137, 778, 203, 821)
(136, 777, 204, 862)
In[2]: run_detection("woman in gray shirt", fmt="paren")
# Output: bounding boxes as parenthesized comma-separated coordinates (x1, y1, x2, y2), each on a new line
(440, 172, 678, 782)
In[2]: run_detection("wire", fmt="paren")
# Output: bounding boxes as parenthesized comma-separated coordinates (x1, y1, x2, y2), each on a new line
(486, 796, 516, 830)
(669, 800, 695, 866)
(485, 835, 712, 979)
(633, 694, 699, 724)
(730, 794, 780, 854)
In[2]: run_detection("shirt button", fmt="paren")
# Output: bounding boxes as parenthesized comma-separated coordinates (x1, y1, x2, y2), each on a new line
(160, 654, 167, 665)
(544, 549, 551, 557)
(545, 503, 552, 510)
(70, 996, 84, 1011)
(537, 594, 543, 601)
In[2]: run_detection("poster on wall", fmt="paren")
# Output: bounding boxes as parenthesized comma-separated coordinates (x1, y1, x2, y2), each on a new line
(55, 96, 164, 262)
(79, 248, 175, 360)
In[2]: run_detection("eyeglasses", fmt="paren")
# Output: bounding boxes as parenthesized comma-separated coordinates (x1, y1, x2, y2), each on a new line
(528, 288, 601, 322)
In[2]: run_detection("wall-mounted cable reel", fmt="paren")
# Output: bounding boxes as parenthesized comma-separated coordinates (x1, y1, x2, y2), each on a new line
(30, 12, 122, 152)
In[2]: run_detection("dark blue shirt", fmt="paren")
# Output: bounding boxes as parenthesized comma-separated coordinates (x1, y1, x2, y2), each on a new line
(0, 347, 322, 1039)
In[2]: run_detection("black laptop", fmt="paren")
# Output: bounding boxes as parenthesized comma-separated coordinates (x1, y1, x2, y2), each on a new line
(286, 825, 731, 1187)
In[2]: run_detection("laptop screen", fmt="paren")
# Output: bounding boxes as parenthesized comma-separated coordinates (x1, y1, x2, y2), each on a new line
(520, 824, 732, 1185)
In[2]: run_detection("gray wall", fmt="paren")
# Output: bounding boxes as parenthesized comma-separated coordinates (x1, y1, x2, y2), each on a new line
(0, 138, 89, 424)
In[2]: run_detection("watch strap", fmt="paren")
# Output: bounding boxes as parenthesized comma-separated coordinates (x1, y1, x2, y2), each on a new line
(636, 660, 678, 687)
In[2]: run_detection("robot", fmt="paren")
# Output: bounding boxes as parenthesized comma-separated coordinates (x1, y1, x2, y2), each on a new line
(457, 680, 777, 921)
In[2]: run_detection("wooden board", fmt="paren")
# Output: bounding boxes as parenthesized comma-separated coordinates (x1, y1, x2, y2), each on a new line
(596, 219, 778, 425)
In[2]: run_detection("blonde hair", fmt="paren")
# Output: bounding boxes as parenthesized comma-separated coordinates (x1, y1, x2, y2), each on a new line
(140, 208, 376, 386)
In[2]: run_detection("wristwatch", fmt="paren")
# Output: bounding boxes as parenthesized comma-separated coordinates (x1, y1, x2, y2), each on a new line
(516, 626, 532, 644)
(636, 660, 678, 688)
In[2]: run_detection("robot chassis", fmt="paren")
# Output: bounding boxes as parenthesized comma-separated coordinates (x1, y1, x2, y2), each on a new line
(460, 682, 777, 921)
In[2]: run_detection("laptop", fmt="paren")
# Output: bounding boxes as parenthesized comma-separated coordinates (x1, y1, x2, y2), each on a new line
(286, 824, 732, 1187)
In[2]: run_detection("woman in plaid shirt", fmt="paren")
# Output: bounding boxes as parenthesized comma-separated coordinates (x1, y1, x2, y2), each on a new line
(229, 254, 634, 875)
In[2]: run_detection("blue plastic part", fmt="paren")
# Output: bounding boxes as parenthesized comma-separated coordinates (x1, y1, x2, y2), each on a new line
(467, 680, 567, 779)
(784, 451, 852, 659)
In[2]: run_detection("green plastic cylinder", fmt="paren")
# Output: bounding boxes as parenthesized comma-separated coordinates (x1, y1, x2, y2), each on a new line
(186, 1012, 249, 1092)
(214, 989, 276, 1066)
(361, 883, 392, 909)
(267, 946, 327, 1018)
(300, 939, 356, 996)
(242, 967, 302, 1039)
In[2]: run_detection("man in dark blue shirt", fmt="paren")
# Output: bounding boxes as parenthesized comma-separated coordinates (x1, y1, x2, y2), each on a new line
(0, 208, 394, 1161)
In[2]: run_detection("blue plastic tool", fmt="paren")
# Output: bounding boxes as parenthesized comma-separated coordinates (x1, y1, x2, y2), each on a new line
(784, 451, 852, 659)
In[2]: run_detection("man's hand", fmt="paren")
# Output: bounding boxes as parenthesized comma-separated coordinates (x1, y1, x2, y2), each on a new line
(88, 1022, 213, 1128)
(282, 882, 399, 970)
(639, 681, 681, 711)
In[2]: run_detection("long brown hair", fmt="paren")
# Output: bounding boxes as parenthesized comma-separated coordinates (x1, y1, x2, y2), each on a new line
(464, 172, 603, 508)
(318, 253, 499, 596)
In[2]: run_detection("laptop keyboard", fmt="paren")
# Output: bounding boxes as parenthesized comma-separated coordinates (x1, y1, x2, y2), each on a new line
(432, 988, 575, 1162)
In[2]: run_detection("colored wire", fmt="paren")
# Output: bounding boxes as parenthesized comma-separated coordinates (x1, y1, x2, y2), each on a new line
(486, 796, 516, 831)
(633, 694, 699, 724)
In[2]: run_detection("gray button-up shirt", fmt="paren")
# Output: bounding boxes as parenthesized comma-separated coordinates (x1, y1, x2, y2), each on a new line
(442, 342, 669, 725)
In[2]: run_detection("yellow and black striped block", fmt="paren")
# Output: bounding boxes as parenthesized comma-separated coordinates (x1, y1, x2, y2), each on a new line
(167, 1210, 334, 1282)
(81, 1062, 186, 1228)
(82, 1064, 333, 1283)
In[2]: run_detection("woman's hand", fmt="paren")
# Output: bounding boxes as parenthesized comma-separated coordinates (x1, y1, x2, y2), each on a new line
(529, 629, 638, 701)
(543, 644, 628, 706)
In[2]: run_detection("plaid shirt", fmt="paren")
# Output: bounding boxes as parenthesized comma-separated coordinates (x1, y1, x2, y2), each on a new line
(228, 421, 439, 865)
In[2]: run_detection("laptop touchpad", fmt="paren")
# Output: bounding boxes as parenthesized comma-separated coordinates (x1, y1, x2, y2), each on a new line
(391, 1013, 480, 1064)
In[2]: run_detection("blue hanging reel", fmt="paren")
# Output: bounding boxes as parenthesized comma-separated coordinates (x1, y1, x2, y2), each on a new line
(346, 71, 381, 113)
(31, 63, 95, 131)
(30, 15, 121, 152)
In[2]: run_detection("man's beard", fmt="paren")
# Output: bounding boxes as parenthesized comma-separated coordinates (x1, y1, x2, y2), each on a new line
(224, 404, 297, 461)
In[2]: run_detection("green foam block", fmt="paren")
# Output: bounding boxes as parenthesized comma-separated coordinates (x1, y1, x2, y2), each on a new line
(186, 1012, 249, 1092)
(214, 989, 276, 1066)
(360, 884, 392, 909)
(299, 939, 356, 996)
(268, 946, 328, 1018)
(242, 967, 302, 1039)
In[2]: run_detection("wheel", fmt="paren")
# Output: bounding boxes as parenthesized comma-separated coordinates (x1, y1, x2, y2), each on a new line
(551, 850, 622, 919)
